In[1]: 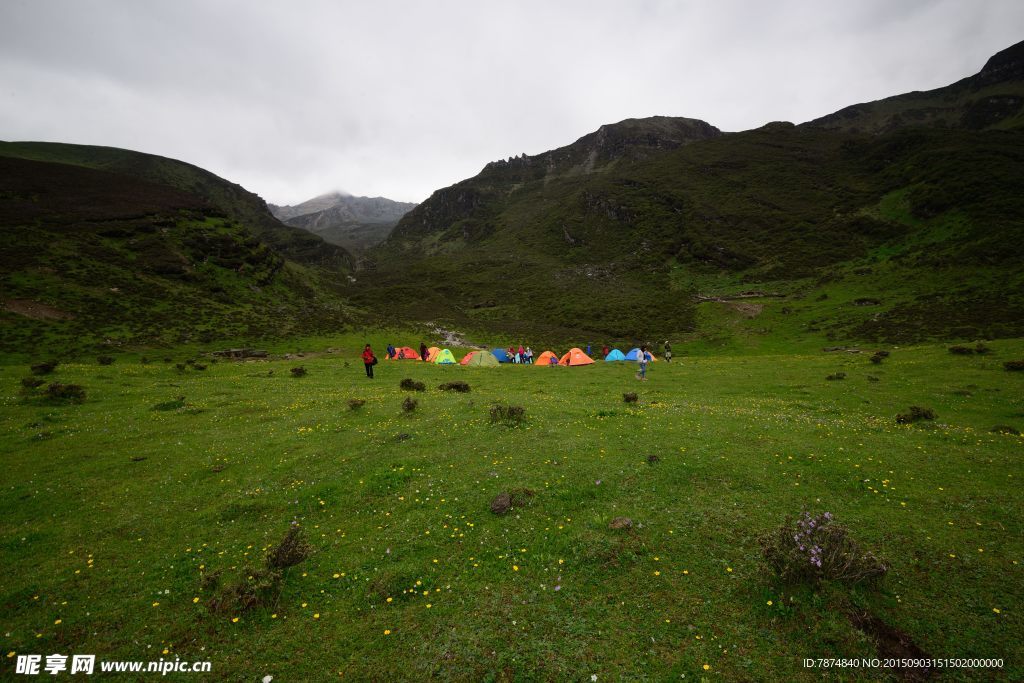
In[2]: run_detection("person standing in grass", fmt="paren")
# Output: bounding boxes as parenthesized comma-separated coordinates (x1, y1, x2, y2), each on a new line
(525, 346, 533, 364)
(362, 344, 377, 379)
(664, 340, 672, 363)
(420, 342, 428, 362)
(602, 344, 610, 358)
(636, 345, 651, 381)
(386, 343, 396, 360)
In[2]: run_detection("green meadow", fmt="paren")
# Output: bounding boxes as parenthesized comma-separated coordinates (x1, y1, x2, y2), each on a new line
(2, 338, 1022, 680)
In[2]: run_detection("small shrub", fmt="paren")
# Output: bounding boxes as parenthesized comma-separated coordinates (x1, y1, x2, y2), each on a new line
(991, 425, 1020, 435)
(30, 361, 58, 375)
(402, 396, 418, 413)
(348, 398, 366, 410)
(290, 366, 307, 377)
(869, 350, 889, 364)
(896, 406, 936, 424)
(193, 363, 207, 371)
(97, 356, 115, 365)
(44, 383, 86, 403)
(948, 345, 974, 355)
(266, 524, 312, 570)
(152, 397, 186, 411)
(175, 363, 186, 372)
(490, 404, 526, 427)
(760, 511, 888, 585)
(826, 372, 846, 381)
(438, 381, 471, 393)
(21, 377, 44, 389)
(208, 567, 282, 615)
(623, 392, 638, 403)
(1004, 360, 1024, 372)
(974, 342, 991, 355)
(140, 356, 150, 364)
(400, 378, 426, 392)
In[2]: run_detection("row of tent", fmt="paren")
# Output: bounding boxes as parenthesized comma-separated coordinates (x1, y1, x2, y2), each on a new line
(386, 346, 658, 366)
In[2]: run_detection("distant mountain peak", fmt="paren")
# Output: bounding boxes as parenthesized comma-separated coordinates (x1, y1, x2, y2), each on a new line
(978, 38, 1024, 83)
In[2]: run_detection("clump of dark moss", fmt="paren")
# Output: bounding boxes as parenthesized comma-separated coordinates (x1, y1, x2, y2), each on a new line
(974, 342, 991, 354)
(193, 363, 207, 371)
(207, 524, 312, 616)
(438, 381, 471, 393)
(266, 524, 312, 570)
(896, 406, 936, 424)
(44, 383, 86, 403)
(948, 345, 974, 355)
(623, 392, 638, 403)
(869, 350, 890, 364)
(490, 404, 526, 426)
(347, 398, 366, 410)
(30, 361, 58, 375)
(827, 372, 847, 381)
(97, 355, 115, 365)
(152, 397, 186, 411)
(402, 397, 418, 413)
(1004, 360, 1024, 372)
(400, 378, 426, 391)
(991, 425, 1020, 435)
(290, 366, 307, 377)
(21, 377, 44, 389)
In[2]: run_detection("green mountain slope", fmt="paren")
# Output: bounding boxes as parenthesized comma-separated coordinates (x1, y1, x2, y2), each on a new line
(0, 152, 357, 357)
(357, 44, 1024, 349)
(0, 141, 354, 271)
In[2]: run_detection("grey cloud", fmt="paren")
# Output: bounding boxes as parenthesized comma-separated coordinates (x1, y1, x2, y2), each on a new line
(1, 0, 1022, 204)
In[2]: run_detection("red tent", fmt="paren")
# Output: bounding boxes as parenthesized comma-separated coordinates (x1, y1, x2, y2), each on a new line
(459, 351, 476, 365)
(390, 346, 421, 360)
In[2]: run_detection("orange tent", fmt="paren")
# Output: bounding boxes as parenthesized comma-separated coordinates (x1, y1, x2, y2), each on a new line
(390, 346, 421, 360)
(559, 348, 595, 366)
(459, 351, 476, 365)
(425, 346, 441, 362)
(534, 350, 560, 366)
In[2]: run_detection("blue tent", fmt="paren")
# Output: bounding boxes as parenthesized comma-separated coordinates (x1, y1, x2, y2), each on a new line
(604, 349, 627, 361)
(624, 348, 643, 361)
(491, 348, 512, 363)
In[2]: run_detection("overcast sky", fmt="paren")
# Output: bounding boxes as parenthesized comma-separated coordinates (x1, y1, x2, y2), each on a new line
(1, 1, 1021, 205)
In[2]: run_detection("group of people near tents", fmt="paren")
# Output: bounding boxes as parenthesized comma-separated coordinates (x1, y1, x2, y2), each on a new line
(363, 341, 672, 380)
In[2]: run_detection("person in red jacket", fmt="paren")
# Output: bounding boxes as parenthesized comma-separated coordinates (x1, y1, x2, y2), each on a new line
(362, 344, 376, 379)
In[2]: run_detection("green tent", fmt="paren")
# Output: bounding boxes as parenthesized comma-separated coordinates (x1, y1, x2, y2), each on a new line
(434, 348, 457, 364)
(464, 349, 499, 367)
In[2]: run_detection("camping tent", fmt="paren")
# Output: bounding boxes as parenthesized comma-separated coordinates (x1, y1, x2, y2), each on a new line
(604, 349, 627, 361)
(559, 348, 595, 366)
(459, 351, 476, 365)
(391, 346, 421, 360)
(624, 348, 657, 361)
(465, 350, 499, 367)
(434, 349, 457, 364)
(491, 348, 512, 363)
(534, 350, 559, 366)
(425, 346, 441, 362)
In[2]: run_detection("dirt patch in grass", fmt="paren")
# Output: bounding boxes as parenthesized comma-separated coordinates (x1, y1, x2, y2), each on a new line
(4, 299, 74, 321)
(848, 610, 933, 681)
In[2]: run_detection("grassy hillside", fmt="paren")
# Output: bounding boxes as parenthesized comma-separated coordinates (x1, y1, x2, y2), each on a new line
(1, 337, 1021, 679)
(0, 141, 353, 271)
(360, 124, 1024, 348)
(0, 154, 358, 359)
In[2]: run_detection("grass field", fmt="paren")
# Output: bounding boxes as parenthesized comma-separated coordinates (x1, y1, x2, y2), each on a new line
(2, 338, 1022, 680)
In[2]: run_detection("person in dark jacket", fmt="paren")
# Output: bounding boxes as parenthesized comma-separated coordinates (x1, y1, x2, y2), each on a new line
(362, 344, 376, 378)
(386, 344, 396, 360)
(420, 343, 428, 361)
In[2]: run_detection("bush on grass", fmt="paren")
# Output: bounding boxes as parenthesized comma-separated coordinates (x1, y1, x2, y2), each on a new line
(760, 511, 888, 585)
(896, 406, 936, 424)
(490, 404, 526, 426)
